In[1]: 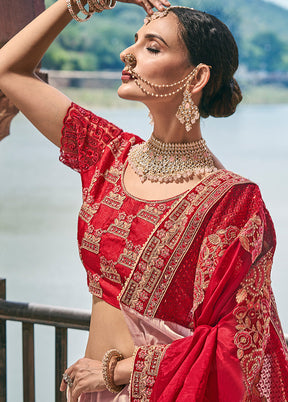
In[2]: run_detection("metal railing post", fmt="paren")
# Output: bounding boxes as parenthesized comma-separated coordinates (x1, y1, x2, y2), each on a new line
(0, 279, 7, 402)
(22, 322, 35, 402)
(55, 327, 67, 402)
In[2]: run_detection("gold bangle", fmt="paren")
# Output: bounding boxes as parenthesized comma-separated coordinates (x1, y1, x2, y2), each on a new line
(66, 0, 116, 22)
(76, 0, 92, 16)
(102, 349, 125, 394)
(66, 0, 92, 22)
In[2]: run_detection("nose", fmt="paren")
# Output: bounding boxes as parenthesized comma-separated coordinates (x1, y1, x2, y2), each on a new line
(120, 48, 137, 69)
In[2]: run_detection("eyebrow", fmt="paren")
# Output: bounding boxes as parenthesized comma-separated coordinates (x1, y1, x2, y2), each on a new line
(135, 33, 169, 47)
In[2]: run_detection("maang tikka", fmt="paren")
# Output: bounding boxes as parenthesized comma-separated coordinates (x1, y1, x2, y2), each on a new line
(124, 53, 202, 131)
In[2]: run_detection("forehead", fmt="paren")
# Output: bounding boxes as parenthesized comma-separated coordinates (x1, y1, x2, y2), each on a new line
(137, 12, 185, 49)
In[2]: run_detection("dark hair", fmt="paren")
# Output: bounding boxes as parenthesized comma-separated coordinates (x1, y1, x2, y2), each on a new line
(170, 8, 242, 118)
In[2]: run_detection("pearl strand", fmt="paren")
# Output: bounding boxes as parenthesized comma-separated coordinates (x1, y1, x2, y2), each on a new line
(130, 66, 198, 98)
(131, 68, 197, 89)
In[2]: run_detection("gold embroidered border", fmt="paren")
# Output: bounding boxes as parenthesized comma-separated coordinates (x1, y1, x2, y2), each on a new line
(118, 190, 190, 305)
(145, 174, 251, 317)
(130, 345, 168, 401)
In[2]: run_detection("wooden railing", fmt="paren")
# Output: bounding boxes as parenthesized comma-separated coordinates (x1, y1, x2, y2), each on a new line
(0, 278, 90, 402)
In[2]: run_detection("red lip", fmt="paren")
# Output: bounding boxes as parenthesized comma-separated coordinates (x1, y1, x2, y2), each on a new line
(121, 70, 133, 81)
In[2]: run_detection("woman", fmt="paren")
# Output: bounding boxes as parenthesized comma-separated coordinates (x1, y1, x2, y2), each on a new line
(0, 1, 287, 401)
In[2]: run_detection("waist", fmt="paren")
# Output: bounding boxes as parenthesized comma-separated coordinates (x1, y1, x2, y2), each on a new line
(85, 297, 135, 361)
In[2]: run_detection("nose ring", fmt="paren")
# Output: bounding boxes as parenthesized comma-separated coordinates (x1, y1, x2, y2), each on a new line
(124, 53, 137, 69)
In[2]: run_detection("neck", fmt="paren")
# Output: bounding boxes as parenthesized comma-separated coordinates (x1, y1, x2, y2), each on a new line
(149, 105, 202, 144)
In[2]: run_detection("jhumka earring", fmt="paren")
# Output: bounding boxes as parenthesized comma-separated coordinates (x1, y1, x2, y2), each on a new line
(176, 81, 200, 132)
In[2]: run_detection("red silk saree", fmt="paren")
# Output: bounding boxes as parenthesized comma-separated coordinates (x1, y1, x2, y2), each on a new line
(60, 103, 288, 401)
(119, 170, 288, 402)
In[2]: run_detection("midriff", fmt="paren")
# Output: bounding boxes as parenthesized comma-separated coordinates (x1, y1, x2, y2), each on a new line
(84, 296, 135, 361)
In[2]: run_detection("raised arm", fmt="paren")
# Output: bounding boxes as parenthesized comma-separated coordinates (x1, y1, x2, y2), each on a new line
(0, 0, 170, 147)
(0, 0, 74, 147)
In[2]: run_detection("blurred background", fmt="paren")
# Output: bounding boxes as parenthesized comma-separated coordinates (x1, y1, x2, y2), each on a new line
(1, 0, 288, 400)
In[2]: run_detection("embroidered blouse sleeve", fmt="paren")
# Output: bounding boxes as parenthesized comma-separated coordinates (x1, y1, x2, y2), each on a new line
(128, 184, 288, 402)
(60, 102, 123, 172)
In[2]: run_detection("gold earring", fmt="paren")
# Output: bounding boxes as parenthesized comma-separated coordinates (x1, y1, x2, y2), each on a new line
(176, 82, 200, 132)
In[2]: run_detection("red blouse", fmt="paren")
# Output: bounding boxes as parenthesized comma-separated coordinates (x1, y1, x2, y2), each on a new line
(60, 103, 182, 309)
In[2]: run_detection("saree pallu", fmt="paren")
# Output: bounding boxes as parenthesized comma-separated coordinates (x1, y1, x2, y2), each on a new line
(117, 170, 288, 402)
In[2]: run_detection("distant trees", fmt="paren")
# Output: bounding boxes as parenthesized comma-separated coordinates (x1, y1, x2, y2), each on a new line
(243, 32, 288, 72)
(42, 0, 288, 73)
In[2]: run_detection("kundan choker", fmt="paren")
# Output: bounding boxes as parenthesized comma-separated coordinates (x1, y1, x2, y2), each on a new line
(128, 135, 217, 183)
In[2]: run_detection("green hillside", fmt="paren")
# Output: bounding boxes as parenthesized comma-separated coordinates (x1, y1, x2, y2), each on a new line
(43, 0, 288, 72)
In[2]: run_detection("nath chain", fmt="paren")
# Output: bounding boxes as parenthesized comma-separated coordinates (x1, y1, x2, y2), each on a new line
(128, 63, 199, 98)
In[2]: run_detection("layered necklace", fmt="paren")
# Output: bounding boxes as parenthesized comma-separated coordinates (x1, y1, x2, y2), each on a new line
(128, 135, 217, 183)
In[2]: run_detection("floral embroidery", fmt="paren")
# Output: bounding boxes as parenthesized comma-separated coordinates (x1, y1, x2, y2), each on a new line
(88, 271, 103, 298)
(79, 202, 100, 224)
(233, 251, 273, 393)
(107, 213, 134, 239)
(104, 161, 123, 184)
(192, 226, 240, 316)
(102, 189, 126, 210)
(60, 103, 122, 172)
(137, 205, 163, 225)
(239, 213, 264, 263)
(80, 232, 101, 255)
(100, 256, 121, 284)
(108, 135, 133, 159)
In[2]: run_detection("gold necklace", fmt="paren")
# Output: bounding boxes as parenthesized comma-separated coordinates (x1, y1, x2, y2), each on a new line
(128, 135, 217, 183)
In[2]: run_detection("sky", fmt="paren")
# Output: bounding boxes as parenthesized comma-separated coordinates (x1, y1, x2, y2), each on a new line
(264, 0, 288, 9)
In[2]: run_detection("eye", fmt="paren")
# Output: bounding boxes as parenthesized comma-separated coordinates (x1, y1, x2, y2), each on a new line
(146, 47, 160, 54)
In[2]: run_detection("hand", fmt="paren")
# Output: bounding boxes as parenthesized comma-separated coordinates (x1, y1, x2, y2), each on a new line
(60, 357, 106, 402)
(117, 0, 171, 15)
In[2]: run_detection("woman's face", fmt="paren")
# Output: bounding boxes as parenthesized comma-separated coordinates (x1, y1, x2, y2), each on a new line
(117, 13, 192, 104)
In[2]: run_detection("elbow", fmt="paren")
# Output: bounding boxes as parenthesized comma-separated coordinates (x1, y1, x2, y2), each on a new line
(0, 55, 10, 89)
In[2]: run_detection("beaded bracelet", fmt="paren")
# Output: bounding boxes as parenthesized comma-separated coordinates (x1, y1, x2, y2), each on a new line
(102, 349, 125, 394)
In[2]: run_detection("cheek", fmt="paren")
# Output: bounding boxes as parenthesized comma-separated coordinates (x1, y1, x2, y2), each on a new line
(141, 57, 189, 84)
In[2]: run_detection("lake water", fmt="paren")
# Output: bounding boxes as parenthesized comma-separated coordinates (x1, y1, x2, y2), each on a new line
(1, 103, 288, 401)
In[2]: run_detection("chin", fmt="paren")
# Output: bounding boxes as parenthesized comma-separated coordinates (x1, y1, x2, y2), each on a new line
(117, 85, 142, 102)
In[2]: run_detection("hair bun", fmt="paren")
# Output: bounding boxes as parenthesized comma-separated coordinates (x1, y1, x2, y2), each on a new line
(205, 77, 242, 118)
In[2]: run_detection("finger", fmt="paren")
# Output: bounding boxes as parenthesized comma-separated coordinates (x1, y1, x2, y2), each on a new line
(71, 382, 84, 402)
(61, 367, 75, 392)
(60, 379, 67, 392)
(132, 0, 152, 14)
(151, 0, 166, 11)
(146, 0, 170, 12)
